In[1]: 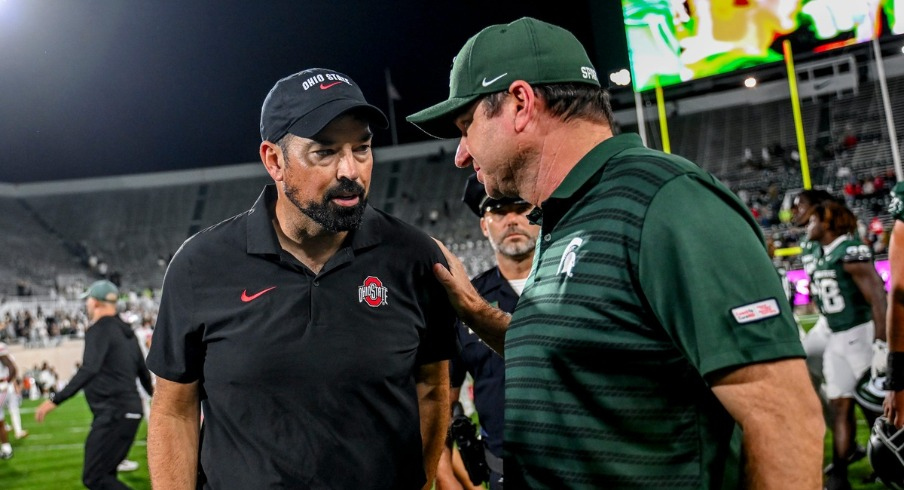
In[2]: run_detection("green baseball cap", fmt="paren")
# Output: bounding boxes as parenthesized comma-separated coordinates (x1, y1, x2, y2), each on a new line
(407, 17, 600, 139)
(80, 280, 119, 303)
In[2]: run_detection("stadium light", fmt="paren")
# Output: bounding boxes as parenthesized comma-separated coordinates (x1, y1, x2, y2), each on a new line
(744, 76, 757, 88)
(609, 69, 631, 87)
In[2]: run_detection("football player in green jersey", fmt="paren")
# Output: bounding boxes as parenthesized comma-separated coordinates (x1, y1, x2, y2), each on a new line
(884, 182, 904, 428)
(807, 200, 888, 490)
(793, 190, 840, 419)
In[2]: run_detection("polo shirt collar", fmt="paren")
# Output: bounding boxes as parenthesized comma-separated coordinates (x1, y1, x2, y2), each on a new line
(245, 184, 384, 256)
(548, 133, 644, 200)
(246, 185, 282, 256)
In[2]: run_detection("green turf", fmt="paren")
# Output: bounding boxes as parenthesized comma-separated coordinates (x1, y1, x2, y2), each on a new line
(799, 313, 820, 332)
(0, 395, 149, 490)
(0, 390, 892, 489)
(828, 409, 886, 490)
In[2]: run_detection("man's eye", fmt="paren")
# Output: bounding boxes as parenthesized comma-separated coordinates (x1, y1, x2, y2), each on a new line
(314, 149, 335, 157)
(354, 145, 371, 153)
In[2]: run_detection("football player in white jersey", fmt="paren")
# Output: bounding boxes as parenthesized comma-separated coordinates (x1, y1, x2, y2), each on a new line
(0, 342, 18, 459)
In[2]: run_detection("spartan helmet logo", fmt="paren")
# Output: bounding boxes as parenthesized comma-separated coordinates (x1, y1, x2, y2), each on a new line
(557, 237, 584, 278)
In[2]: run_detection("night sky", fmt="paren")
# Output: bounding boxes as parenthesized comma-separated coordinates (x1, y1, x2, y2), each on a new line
(0, 0, 630, 183)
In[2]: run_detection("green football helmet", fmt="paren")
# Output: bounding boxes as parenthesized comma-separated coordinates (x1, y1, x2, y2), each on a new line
(855, 371, 887, 415)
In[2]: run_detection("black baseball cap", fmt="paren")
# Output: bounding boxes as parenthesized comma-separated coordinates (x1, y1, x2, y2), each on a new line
(462, 174, 529, 217)
(260, 68, 389, 142)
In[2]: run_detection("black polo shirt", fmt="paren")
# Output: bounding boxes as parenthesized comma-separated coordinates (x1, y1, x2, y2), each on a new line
(449, 266, 512, 458)
(148, 185, 458, 490)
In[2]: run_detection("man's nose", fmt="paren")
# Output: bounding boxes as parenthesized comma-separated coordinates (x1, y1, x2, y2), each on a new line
(336, 151, 359, 180)
(454, 140, 473, 169)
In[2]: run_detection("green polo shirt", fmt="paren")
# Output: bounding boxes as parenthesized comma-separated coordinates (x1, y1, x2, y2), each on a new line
(505, 133, 804, 489)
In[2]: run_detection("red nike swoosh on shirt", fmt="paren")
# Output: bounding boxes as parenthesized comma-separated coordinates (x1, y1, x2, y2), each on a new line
(320, 81, 342, 89)
(241, 286, 277, 302)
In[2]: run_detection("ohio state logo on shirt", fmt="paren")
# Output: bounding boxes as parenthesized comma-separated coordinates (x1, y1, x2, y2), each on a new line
(358, 276, 388, 307)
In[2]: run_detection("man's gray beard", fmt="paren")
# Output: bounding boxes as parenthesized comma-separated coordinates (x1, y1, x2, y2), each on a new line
(491, 234, 536, 259)
(284, 181, 366, 233)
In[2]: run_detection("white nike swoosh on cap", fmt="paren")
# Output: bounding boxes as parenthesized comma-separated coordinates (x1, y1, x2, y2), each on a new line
(481, 73, 508, 87)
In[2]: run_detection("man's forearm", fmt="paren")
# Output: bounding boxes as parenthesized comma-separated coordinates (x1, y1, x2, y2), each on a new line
(462, 301, 510, 356)
(713, 359, 824, 489)
(148, 380, 201, 490)
(149, 410, 199, 489)
(418, 363, 451, 490)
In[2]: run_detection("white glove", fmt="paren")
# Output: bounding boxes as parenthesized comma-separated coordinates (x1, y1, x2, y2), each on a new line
(872, 339, 889, 378)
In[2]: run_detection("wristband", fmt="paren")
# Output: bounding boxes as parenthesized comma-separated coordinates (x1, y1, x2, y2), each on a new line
(887, 352, 904, 391)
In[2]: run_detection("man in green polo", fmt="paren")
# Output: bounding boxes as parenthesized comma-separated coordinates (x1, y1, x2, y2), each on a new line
(408, 17, 824, 489)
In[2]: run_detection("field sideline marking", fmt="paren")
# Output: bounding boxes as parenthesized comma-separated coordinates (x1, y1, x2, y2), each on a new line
(16, 440, 146, 452)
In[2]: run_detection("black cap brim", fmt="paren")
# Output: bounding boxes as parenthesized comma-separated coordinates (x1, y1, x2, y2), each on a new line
(462, 173, 528, 217)
(286, 99, 388, 139)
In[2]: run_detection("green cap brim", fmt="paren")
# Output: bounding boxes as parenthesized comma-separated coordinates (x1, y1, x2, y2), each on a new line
(406, 94, 481, 139)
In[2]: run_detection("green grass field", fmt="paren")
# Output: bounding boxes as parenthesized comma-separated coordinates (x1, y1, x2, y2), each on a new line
(0, 395, 149, 489)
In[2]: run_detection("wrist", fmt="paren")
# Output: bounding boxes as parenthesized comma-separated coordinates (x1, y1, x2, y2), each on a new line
(887, 352, 904, 391)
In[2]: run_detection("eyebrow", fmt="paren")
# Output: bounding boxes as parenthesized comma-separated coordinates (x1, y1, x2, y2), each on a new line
(310, 130, 373, 147)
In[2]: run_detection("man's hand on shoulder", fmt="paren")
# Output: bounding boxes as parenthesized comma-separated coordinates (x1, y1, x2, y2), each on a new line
(431, 238, 484, 321)
(431, 238, 510, 355)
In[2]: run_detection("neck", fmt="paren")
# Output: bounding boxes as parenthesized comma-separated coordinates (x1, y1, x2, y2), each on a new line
(91, 307, 116, 323)
(273, 199, 346, 274)
(820, 232, 839, 247)
(496, 252, 533, 280)
(526, 119, 612, 205)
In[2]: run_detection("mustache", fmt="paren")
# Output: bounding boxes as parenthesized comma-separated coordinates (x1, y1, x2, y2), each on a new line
(503, 229, 532, 240)
(324, 178, 365, 201)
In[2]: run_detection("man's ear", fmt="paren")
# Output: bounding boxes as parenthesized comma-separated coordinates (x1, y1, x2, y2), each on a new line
(480, 216, 490, 238)
(508, 80, 536, 133)
(260, 140, 284, 182)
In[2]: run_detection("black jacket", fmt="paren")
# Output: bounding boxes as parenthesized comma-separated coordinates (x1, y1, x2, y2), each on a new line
(54, 314, 153, 413)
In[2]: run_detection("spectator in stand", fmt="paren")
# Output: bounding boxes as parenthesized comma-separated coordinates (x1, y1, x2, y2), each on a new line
(844, 180, 860, 207)
(874, 174, 886, 195)
(862, 178, 876, 197)
(841, 125, 858, 154)
(869, 217, 887, 254)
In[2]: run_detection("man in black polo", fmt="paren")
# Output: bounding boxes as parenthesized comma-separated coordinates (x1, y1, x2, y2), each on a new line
(35, 280, 153, 490)
(437, 174, 538, 490)
(146, 68, 458, 490)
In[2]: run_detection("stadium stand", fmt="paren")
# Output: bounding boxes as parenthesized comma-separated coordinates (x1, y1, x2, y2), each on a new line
(2, 48, 904, 306)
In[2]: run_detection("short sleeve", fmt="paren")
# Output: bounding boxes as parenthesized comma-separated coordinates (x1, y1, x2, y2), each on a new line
(449, 328, 467, 388)
(841, 241, 873, 263)
(639, 175, 804, 378)
(146, 247, 206, 383)
(414, 242, 461, 366)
